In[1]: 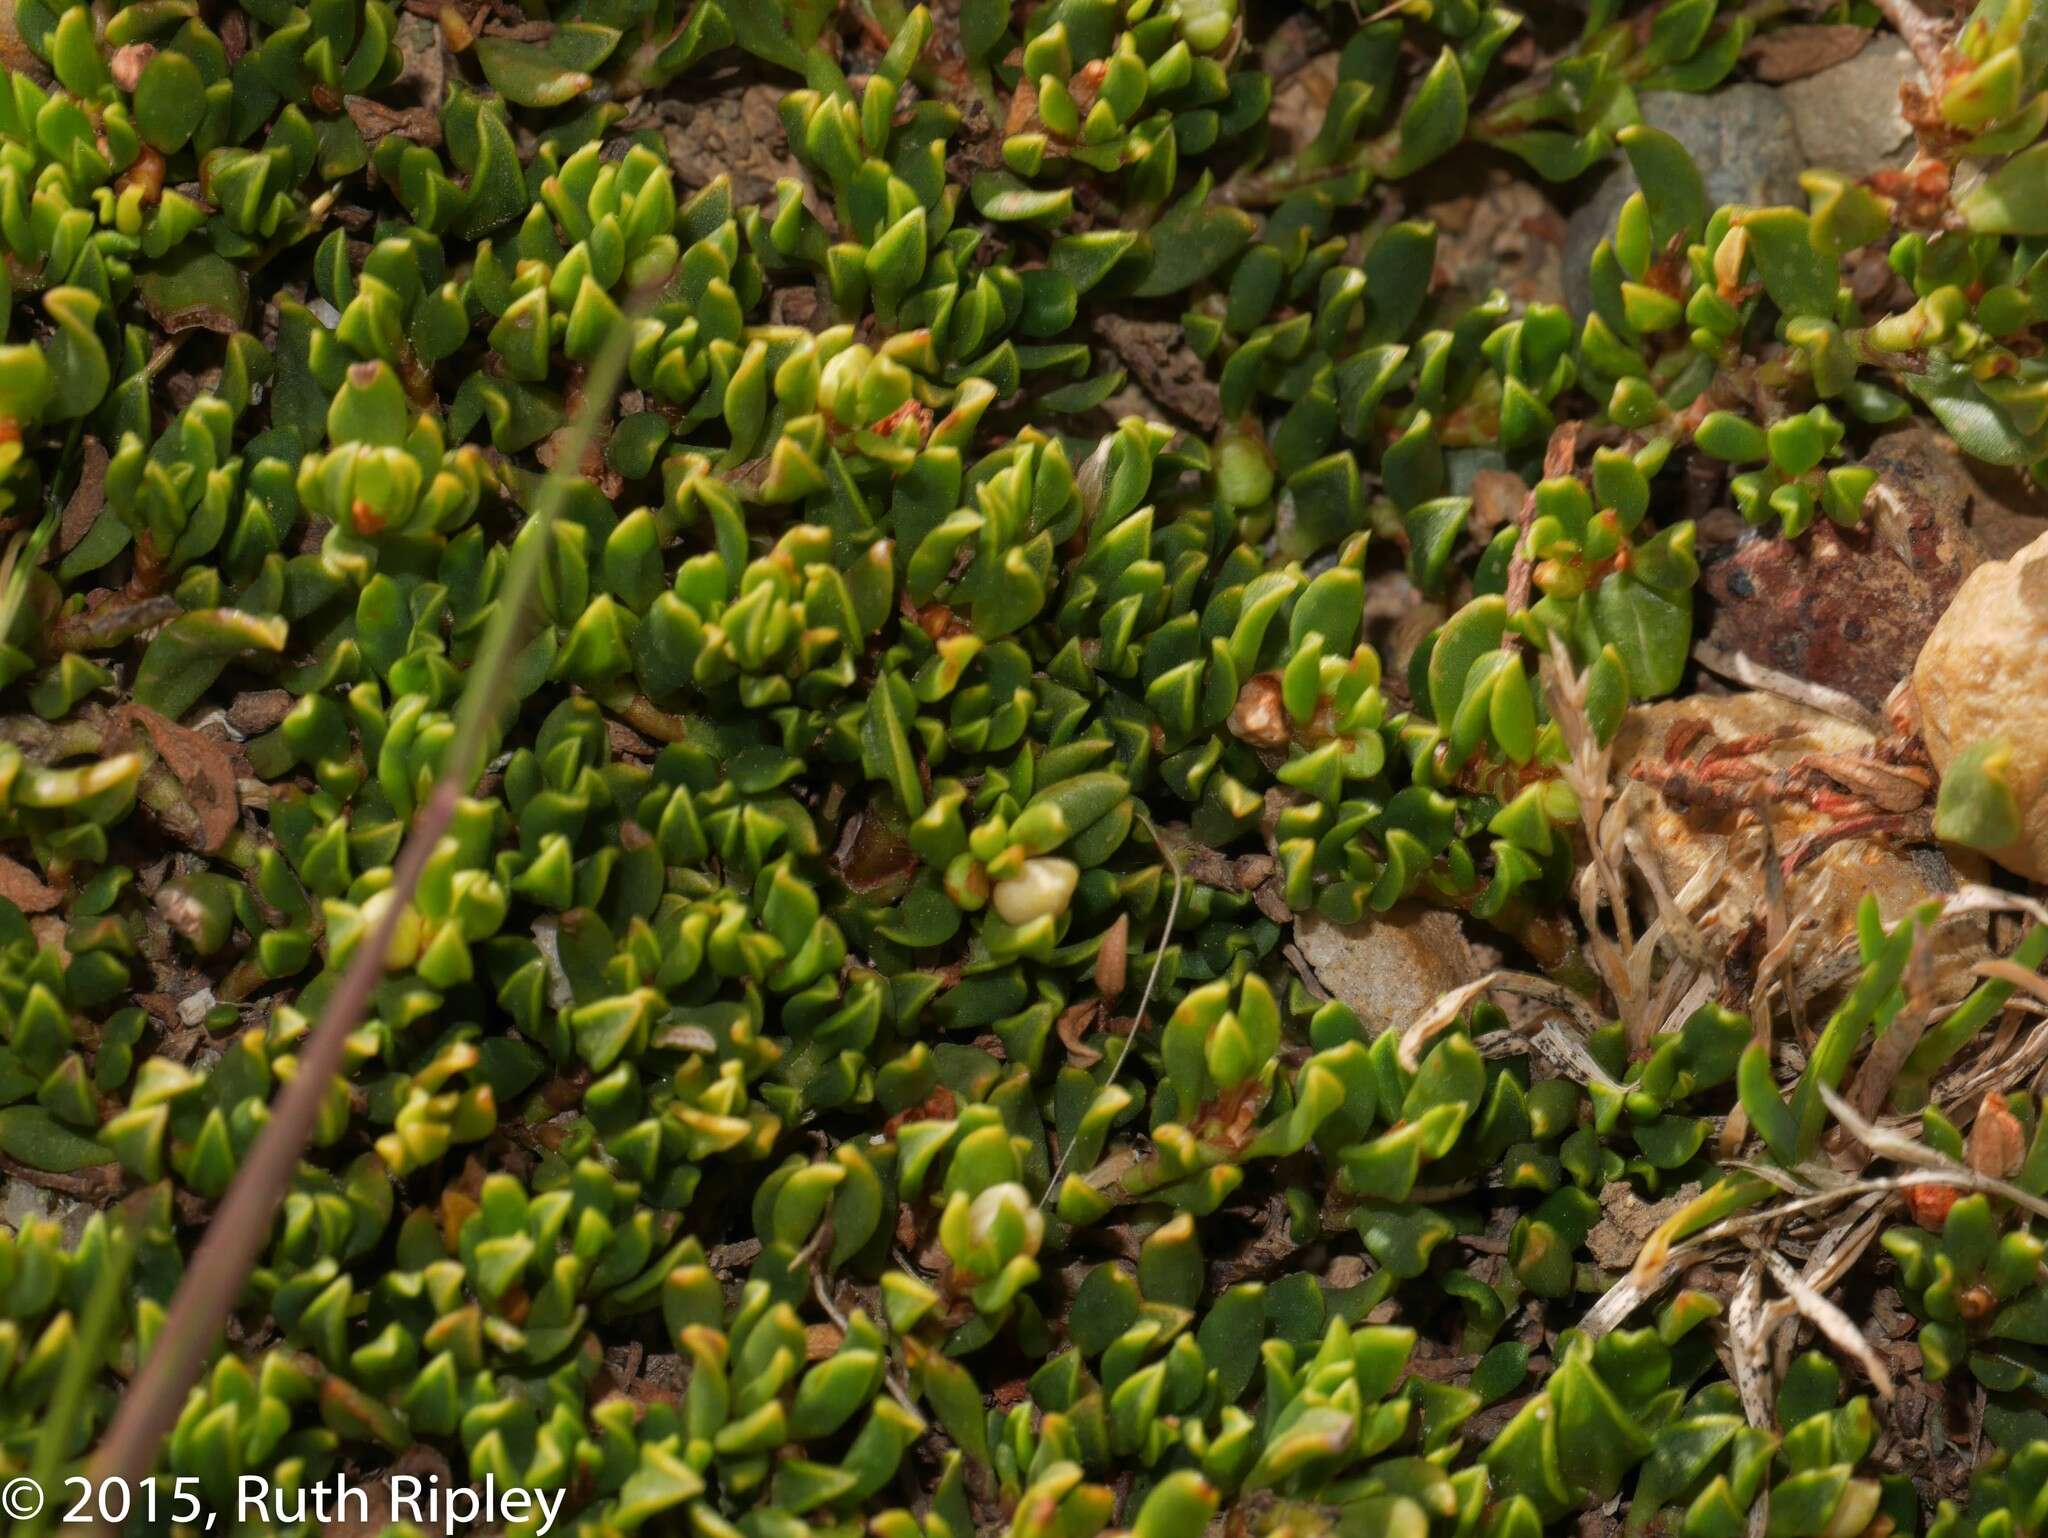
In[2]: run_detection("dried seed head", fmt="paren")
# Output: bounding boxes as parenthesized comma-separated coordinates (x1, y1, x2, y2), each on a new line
(110, 43, 155, 92)
(1970, 1092, 2027, 1180)
(1904, 1182, 1960, 1231)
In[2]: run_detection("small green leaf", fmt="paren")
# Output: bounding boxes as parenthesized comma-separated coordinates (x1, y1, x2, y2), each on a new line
(1619, 124, 1706, 246)
(0, 1105, 110, 1172)
(1590, 572, 1691, 698)
(1133, 174, 1256, 297)
(1736, 208, 1837, 318)
(1935, 737, 2025, 852)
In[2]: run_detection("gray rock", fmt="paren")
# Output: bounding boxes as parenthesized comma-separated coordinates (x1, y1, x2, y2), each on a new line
(1563, 86, 1806, 317)
(0, 1178, 92, 1246)
(1780, 35, 1917, 180)
(1293, 904, 1478, 1036)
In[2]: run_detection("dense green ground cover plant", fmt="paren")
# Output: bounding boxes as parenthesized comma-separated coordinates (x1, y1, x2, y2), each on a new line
(7, 0, 2048, 1533)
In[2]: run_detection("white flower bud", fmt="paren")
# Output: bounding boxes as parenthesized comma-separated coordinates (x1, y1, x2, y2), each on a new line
(967, 1182, 1044, 1258)
(991, 856, 1080, 926)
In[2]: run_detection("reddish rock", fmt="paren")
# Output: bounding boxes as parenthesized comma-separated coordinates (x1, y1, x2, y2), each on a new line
(1700, 521, 1965, 712)
(1701, 429, 1986, 712)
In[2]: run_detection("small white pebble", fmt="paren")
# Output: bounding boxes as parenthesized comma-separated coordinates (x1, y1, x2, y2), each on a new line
(177, 988, 216, 1027)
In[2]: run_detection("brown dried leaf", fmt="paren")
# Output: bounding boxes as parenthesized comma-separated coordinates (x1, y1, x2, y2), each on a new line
(1004, 76, 1040, 137)
(57, 437, 107, 554)
(989, 1376, 1032, 1407)
(1067, 58, 1108, 116)
(831, 810, 918, 898)
(343, 95, 442, 146)
(0, 853, 62, 913)
(1092, 315, 1221, 433)
(216, 9, 247, 64)
(1745, 23, 1871, 83)
(1468, 468, 1531, 541)
(49, 591, 181, 653)
(1094, 914, 1128, 1003)
(1056, 1000, 1102, 1069)
(1821, 1080, 2048, 1227)
(1253, 878, 1292, 925)
(118, 703, 239, 851)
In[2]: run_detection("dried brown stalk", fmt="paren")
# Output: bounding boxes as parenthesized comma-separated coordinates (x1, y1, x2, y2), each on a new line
(1691, 639, 1885, 734)
(87, 323, 639, 1515)
(1541, 634, 1648, 1049)
(1871, 0, 1951, 79)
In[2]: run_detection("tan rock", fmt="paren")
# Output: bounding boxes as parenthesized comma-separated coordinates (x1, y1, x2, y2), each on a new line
(1294, 903, 1478, 1035)
(1586, 1180, 1701, 1272)
(1268, 51, 1338, 157)
(1423, 175, 1568, 312)
(1614, 692, 1983, 1002)
(1914, 528, 2048, 880)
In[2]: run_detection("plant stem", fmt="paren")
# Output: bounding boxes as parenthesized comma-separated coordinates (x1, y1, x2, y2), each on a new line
(1870, 0, 1950, 82)
(84, 322, 638, 1525)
